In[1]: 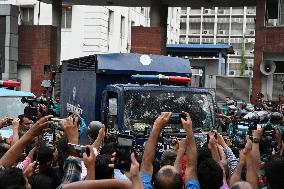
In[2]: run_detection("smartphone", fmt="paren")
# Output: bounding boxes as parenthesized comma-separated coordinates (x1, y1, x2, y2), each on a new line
(115, 134, 134, 171)
(67, 143, 90, 158)
(168, 113, 187, 124)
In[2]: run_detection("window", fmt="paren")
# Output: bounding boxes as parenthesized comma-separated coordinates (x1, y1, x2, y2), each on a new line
(141, 7, 144, 14)
(20, 7, 34, 25)
(108, 10, 114, 34)
(120, 16, 125, 38)
(266, 0, 284, 26)
(62, 6, 72, 28)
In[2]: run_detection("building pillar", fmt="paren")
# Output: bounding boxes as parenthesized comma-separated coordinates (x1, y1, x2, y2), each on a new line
(225, 56, 228, 75)
(52, 0, 62, 64)
(150, 0, 168, 54)
(252, 0, 265, 103)
(218, 52, 222, 75)
(0, 5, 18, 80)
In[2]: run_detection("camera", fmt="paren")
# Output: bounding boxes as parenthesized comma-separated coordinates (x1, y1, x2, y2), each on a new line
(67, 143, 90, 158)
(168, 113, 187, 124)
(115, 134, 134, 171)
(21, 96, 55, 122)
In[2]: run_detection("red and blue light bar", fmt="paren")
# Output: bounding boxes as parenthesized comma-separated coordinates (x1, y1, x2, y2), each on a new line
(131, 74, 191, 83)
(0, 80, 21, 87)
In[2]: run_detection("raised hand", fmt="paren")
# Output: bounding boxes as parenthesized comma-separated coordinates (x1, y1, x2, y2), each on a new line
(181, 112, 193, 133)
(153, 112, 171, 131)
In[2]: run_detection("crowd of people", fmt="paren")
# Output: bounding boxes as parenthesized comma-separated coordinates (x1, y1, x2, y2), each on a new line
(0, 95, 283, 189)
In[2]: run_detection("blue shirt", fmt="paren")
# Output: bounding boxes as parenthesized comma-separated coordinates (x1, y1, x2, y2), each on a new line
(141, 171, 201, 189)
(185, 179, 201, 189)
(141, 172, 153, 189)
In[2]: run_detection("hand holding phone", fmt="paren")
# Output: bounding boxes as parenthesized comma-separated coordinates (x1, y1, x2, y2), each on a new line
(68, 143, 90, 158)
(115, 134, 134, 171)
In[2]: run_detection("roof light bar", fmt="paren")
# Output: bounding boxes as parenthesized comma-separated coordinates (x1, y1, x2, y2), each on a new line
(0, 80, 21, 87)
(131, 74, 191, 83)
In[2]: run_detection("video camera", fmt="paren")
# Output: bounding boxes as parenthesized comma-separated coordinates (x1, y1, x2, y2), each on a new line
(229, 112, 284, 159)
(21, 96, 55, 123)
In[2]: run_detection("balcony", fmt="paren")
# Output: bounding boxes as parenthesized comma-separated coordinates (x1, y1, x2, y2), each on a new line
(188, 38, 200, 43)
(231, 17, 243, 23)
(218, 18, 230, 23)
(180, 18, 187, 23)
(203, 17, 215, 22)
(190, 9, 202, 15)
(180, 29, 186, 35)
(217, 38, 229, 43)
(180, 38, 187, 44)
(189, 17, 201, 23)
(247, 9, 256, 16)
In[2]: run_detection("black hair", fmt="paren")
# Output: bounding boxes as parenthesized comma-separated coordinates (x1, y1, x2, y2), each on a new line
(28, 174, 53, 189)
(57, 137, 68, 168)
(0, 168, 26, 189)
(95, 154, 114, 180)
(160, 150, 177, 167)
(231, 185, 241, 189)
(264, 155, 284, 189)
(18, 114, 25, 125)
(154, 167, 183, 189)
(33, 144, 53, 165)
(0, 144, 8, 159)
(197, 158, 223, 189)
(100, 142, 117, 155)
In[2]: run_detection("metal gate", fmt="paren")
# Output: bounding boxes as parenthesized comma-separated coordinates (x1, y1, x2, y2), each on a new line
(215, 76, 251, 102)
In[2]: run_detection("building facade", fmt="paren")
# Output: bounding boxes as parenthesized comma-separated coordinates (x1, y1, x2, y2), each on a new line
(179, 6, 256, 76)
(0, 0, 180, 93)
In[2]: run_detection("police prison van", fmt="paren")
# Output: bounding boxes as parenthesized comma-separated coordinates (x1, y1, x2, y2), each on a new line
(0, 82, 35, 138)
(61, 53, 216, 152)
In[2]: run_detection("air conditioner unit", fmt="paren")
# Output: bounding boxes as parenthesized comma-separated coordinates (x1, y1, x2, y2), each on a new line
(204, 9, 211, 14)
(244, 70, 253, 76)
(229, 70, 237, 76)
(218, 30, 226, 35)
(249, 30, 255, 35)
(203, 30, 210, 34)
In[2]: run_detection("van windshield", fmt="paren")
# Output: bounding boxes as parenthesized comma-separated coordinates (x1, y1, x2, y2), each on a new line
(124, 90, 215, 132)
(0, 97, 26, 118)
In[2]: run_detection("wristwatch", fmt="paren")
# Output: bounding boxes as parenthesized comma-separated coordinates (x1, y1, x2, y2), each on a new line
(252, 138, 261, 144)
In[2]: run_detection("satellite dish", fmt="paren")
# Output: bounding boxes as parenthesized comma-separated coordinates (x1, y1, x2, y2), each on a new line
(260, 60, 276, 75)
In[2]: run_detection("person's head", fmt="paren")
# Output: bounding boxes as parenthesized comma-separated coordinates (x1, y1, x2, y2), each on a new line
(33, 144, 54, 173)
(55, 94, 60, 102)
(95, 154, 114, 179)
(231, 181, 253, 189)
(264, 155, 284, 189)
(100, 142, 116, 155)
(18, 114, 32, 130)
(87, 121, 103, 143)
(29, 174, 53, 189)
(197, 158, 223, 189)
(225, 97, 231, 102)
(153, 165, 182, 189)
(0, 167, 30, 189)
(160, 150, 177, 167)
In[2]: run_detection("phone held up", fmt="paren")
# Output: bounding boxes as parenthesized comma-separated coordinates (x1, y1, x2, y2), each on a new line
(67, 143, 90, 158)
(115, 134, 134, 171)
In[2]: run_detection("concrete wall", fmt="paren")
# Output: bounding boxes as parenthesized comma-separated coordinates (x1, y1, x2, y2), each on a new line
(0, 4, 18, 80)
